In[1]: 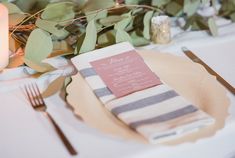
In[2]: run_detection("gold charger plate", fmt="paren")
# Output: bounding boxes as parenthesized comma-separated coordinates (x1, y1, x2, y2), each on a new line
(66, 50, 230, 145)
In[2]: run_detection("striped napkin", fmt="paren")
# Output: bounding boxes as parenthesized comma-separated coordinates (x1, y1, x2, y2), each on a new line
(71, 42, 215, 143)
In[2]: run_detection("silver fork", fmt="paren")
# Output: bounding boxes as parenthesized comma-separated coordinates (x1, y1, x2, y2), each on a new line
(24, 83, 78, 155)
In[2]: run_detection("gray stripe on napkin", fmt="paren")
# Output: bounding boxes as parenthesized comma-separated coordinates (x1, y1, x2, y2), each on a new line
(129, 105, 198, 129)
(93, 87, 112, 97)
(80, 68, 97, 77)
(111, 90, 178, 115)
(153, 132, 176, 140)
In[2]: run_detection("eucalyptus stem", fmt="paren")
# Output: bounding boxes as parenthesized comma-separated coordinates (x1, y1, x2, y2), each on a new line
(58, 8, 108, 25)
(58, 4, 163, 25)
(10, 2, 163, 36)
(10, 9, 43, 36)
(10, 1, 75, 36)
(119, 4, 163, 13)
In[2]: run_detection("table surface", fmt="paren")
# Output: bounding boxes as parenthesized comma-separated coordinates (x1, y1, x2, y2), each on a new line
(0, 22, 235, 158)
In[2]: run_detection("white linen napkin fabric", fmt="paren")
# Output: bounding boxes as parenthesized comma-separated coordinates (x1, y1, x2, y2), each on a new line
(71, 42, 215, 143)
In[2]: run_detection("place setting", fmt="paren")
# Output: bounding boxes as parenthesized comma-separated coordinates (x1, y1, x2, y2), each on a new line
(0, 0, 235, 158)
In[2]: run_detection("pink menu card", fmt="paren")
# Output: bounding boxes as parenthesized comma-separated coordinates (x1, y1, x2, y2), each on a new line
(90, 50, 162, 97)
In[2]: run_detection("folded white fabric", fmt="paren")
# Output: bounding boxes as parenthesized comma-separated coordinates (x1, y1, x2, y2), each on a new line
(106, 84, 214, 143)
(71, 42, 215, 143)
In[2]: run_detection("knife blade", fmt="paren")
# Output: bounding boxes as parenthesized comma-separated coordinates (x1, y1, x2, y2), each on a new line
(182, 47, 235, 94)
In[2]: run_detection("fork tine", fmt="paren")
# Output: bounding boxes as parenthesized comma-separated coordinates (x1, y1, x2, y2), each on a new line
(24, 85, 34, 107)
(30, 83, 42, 105)
(34, 83, 45, 105)
(24, 83, 44, 107)
(28, 83, 39, 106)
(25, 84, 39, 107)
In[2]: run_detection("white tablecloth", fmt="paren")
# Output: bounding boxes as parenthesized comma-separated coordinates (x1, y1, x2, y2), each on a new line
(0, 23, 235, 158)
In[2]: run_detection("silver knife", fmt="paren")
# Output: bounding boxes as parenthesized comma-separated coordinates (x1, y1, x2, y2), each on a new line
(182, 47, 235, 94)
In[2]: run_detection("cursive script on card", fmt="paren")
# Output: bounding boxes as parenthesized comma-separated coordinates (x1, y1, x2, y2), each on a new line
(90, 50, 162, 97)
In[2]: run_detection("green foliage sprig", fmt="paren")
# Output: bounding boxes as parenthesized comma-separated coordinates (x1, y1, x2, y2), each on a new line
(1, 0, 235, 73)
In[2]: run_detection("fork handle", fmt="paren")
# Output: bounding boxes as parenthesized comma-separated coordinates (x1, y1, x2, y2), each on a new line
(44, 112, 78, 155)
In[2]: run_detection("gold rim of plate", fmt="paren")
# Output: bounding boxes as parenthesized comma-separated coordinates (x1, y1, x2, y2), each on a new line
(66, 50, 230, 145)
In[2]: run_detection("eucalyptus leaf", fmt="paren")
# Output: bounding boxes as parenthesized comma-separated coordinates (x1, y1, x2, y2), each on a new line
(74, 33, 85, 54)
(42, 76, 66, 98)
(99, 16, 123, 26)
(2, 2, 23, 14)
(184, 15, 209, 31)
(36, 18, 69, 38)
(79, 20, 97, 54)
(24, 29, 53, 72)
(41, 2, 75, 22)
(114, 13, 132, 30)
(115, 28, 132, 43)
(86, 9, 108, 30)
(132, 8, 144, 15)
(208, 17, 218, 36)
(151, 0, 171, 7)
(15, 0, 49, 13)
(125, 19, 134, 32)
(130, 31, 150, 46)
(191, 21, 201, 30)
(98, 30, 115, 47)
(165, 1, 183, 16)
(83, 0, 114, 12)
(194, 16, 208, 30)
(86, 9, 108, 22)
(143, 11, 154, 40)
(125, 0, 140, 5)
(183, 0, 200, 17)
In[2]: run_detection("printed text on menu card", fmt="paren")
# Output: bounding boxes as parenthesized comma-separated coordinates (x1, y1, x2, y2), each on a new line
(90, 50, 162, 97)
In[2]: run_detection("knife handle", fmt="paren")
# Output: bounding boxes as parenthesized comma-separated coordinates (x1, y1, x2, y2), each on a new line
(182, 47, 235, 94)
